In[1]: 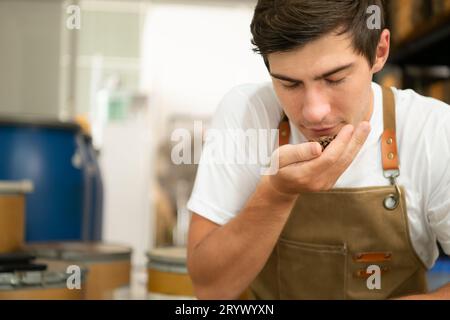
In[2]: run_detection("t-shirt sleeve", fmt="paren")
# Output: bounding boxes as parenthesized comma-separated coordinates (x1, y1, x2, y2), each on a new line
(187, 86, 276, 225)
(427, 111, 450, 255)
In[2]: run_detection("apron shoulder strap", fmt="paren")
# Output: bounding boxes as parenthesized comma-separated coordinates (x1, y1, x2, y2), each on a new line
(381, 86, 400, 174)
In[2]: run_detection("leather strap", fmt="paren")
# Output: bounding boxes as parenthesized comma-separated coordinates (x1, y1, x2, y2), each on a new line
(381, 87, 399, 172)
(353, 252, 392, 263)
(354, 266, 390, 279)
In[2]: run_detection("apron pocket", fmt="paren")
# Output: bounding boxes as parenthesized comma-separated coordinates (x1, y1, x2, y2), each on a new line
(278, 238, 347, 300)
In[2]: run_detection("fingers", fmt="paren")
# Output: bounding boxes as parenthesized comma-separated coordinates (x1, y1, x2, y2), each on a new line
(312, 121, 371, 184)
(273, 121, 370, 180)
(333, 121, 371, 171)
(277, 142, 323, 168)
(322, 124, 355, 159)
(303, 124, 354, 172)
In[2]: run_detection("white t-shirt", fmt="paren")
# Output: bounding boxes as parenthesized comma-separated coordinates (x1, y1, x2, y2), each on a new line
(187, 81, 450, 269)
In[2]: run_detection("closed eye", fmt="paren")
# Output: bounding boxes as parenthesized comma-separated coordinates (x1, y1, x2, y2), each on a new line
(325, 78, 346, 86)
(281, 82, 300, 90)
(280, 78, 345, 90)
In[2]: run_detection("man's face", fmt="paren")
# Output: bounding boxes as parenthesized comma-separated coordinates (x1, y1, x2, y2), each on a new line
(268, 31, 378, 141)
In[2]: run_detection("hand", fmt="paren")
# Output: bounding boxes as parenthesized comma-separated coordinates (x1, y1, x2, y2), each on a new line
(268, 121, 371, 195)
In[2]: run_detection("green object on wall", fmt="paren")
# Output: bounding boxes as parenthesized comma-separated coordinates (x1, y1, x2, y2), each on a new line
(108, 92, 129, 121)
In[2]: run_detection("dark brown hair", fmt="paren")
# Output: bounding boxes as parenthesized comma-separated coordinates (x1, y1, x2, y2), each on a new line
(250, 0, 385, 70)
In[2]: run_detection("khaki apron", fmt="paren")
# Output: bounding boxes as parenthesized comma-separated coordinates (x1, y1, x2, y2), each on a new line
(250, 87, 428, 300)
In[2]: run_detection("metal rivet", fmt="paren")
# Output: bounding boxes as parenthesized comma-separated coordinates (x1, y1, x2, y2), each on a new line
(387, 137, 393, 145)
(281, 131, 287, 137)
(387, 152, 395, 160)
(383, 194, 398, 210)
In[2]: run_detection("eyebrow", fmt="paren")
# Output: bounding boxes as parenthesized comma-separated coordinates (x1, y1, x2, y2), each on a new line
(270, 63, 354, 83)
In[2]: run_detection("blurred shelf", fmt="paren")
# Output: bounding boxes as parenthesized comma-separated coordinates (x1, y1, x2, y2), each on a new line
(389, 12, 450, 66)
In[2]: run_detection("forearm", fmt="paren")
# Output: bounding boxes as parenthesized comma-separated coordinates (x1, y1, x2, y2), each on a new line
(396, 282, 450, 300)
(188, 175, 298, 300)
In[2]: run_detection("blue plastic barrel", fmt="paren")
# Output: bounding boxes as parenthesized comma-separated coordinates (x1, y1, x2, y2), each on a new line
(0, 117, 101, 242)
(80, 134, 103, 241)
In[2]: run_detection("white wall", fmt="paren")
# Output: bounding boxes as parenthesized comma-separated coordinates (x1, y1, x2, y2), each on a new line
(100, 117, 154, 267)
(141, 0, 270, 141)
(0, 0, 70, 118)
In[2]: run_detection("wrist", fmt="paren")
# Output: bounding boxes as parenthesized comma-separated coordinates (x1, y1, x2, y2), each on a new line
(259, 175, 299, 203)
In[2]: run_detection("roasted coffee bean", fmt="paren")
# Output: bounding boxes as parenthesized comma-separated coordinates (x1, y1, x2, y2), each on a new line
(310, 135, 337, 150)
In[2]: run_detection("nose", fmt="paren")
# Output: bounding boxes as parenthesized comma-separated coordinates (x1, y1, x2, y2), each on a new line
(301, 87, 331, 125)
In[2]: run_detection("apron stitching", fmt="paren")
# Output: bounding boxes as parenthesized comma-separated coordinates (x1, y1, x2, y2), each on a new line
(279, 238, 347, 253)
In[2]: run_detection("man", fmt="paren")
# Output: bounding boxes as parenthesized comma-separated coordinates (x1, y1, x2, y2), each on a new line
(186, 0, 450, 299)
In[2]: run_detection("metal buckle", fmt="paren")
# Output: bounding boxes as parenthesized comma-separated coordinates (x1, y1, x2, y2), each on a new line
(383, 169, 401, 211)
(383, 169, 399, 185)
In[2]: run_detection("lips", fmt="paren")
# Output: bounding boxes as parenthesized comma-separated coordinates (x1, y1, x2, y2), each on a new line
(308, 126, 337, 136)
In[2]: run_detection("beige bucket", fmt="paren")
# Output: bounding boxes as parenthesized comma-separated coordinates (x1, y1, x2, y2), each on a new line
(24, 242, 132, 300)
(147, 247, 196, 299)
(0, 181, 33, 253)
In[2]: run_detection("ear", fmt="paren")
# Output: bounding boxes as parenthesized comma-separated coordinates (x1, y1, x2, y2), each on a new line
(371, 29, 390, 74)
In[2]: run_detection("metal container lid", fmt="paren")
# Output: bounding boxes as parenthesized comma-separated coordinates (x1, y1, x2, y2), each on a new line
(0, 180, 34, 194)
(0, 115, 81, 131)
(147, 247, 187, 265)
(0, 260, 87, 289)
(24, 242, 132, 263)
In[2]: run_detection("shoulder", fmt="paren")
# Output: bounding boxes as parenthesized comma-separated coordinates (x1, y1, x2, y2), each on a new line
(393, 86, 450, 190)
(393, 87, 450, 126)
(212, 82, 283, 130)
(394, 87, 450, 145)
